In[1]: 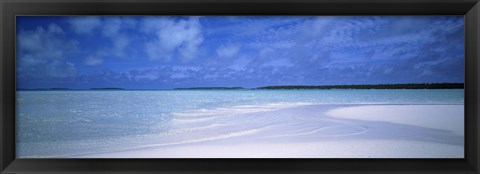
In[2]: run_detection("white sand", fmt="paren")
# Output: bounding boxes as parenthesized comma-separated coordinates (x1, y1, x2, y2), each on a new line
(74, 140, 463, 158)
(325, 105, 464, 135)
(70, 104, 464, 158)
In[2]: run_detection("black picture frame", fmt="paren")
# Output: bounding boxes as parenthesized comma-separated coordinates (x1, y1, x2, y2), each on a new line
(1, 0, 479, 173)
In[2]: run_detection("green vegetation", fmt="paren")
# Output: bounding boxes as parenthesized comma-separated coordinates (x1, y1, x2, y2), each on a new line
(256, 83, 464, 90)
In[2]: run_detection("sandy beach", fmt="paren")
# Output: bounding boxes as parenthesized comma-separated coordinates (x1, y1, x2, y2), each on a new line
(70, 104, 464, 158)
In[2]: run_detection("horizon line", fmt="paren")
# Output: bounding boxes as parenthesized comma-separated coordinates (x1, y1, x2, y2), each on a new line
(16, 82, 465, 91)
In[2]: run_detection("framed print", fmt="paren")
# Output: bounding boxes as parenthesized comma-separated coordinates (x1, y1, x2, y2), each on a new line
(1, 0, 479, 173)
(14, 15, 465, 159)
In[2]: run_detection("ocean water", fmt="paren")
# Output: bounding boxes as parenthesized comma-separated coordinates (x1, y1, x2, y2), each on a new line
(16, 89, 464, 157)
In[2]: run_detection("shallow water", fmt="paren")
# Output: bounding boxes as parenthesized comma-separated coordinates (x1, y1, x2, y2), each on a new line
(16, 89, 464, 157)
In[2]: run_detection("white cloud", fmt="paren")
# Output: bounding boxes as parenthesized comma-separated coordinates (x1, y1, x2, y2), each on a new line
(102, 18, 122, 37)
(259, 47, 274, 57)
(135, 74, 159, 81)
(17, 23, 78, 79)
(145, 41, 172, 61)
(111, 35, 130, 57)
(101, 18, 134, 57)
(142, 17, 204, 61)
(68, 17, 101, 34)
(48, 23, 64, 34)
(170, 72, 189, 79)
(84, 56, 103, 66)
(204, 73, 220, 79)
(229, 56, 252, 71)
(172, 66, 202, 72)
(216, 44, 240, 58)
(69, 17, 134, 62)
(311, 17, 336, 33)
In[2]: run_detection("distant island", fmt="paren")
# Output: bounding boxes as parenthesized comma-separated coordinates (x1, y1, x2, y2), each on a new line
(90, 88, 125, 90)
(174, 87, 245, 90)
(256, 83, 464, 90)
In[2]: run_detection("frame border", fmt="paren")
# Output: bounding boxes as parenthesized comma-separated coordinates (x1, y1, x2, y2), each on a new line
(1, 0, 479, 173)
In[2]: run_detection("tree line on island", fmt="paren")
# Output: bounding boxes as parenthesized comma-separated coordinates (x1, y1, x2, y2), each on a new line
(255, 83, 464, 90)
(17, 83, 464, 91)
(175, 83, 464, 90)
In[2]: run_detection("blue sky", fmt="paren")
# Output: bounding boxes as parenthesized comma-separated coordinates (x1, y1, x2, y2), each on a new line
(16, 16, 464, 89)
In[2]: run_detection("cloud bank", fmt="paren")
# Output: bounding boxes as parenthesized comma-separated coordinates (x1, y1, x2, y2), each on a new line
(16, 16, 464, 89)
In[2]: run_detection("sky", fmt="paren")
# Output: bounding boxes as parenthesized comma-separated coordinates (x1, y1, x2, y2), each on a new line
(16, 16, 464, 89)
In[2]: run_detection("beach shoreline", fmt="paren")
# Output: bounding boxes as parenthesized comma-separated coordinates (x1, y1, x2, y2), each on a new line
(67, 104, 464, 158)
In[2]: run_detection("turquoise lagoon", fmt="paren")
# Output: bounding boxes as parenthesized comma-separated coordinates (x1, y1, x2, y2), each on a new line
(16, 89, 464, 157)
